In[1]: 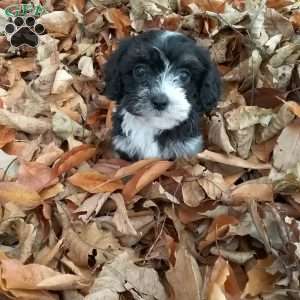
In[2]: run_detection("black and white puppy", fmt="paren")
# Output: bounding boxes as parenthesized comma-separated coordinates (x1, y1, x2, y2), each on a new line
(104, 30, 221, 161)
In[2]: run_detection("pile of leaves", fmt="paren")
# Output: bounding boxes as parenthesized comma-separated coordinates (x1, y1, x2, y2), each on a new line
(0, 0, 300, 299)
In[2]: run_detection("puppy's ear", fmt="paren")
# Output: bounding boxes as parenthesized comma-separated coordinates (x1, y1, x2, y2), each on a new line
(198, 63, 221, 113)
(103, 39, 130, 103)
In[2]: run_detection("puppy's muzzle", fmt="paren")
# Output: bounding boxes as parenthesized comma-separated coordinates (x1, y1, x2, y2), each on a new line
(150, 93, 169, 111)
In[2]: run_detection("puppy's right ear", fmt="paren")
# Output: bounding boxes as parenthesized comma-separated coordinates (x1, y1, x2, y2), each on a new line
(103, 39, 130, 103)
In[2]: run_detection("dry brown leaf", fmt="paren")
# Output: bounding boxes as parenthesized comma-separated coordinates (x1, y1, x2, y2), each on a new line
(0, 126, 15, 148)
(114, 159, 157, 179)
(53, 144, 96, 176)
(0, 182, 41, 209)
(123, 160, 173, 201)
(197, 150, 271, 169)
(111, 193, 138, 236)
(0, 258, 88, 291)
(225, 106, 273, 131)
(166, 244, 202, 300)
(273, 119, 300, 171)
(206, 256, 242, 300)
(68, 170, 124, 193)
(17, 161, 58, 192)
(231, 126, 255, 159)
(105, 8, 131, 38)
(251, 136, 277, 162)
(198, 170, 227, 200)
(182, 180, 206, 207)
(230, 180, 274, 204)
(285, 101, 300, 118)
(242, 256, 278, 297)
(39, 11, 77, 36)
(0, 109, 51, 135)
(208, 113, 235, 154)
(36, 143, 64, 166)
(256, 103, 295, 143)
(86, 251, 167, 300)
(290, 11, 300, 28)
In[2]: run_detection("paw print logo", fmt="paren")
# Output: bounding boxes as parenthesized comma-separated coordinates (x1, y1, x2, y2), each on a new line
(4, 16, 45, 48)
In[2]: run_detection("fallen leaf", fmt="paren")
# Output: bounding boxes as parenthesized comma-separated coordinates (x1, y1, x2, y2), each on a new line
(123, 160, 173, 201)
(78, 56, 95, 78)
(0, 182, 41, 209)
(39, 11, 77, 36)
(86, 251, 167, 300)
(105, 8, 131, 38)
(111, 193, 138, 236)
(242, 256, 278, 297)
(182, 180, 206, 207)
(225, 106, 273, 131)
(1, 258, 88, 291)
(166, 244, 202, 300)
(208, 112, 235, 154)
(0, 109, 51, 135)
(230, 180, 274, 204)
(68, 170, 124, 193)
(207, 256, 242, 300)
(17, 161, 57, 192)
(0, 126, 15, 148)
(198, 170, 228, 200)
(52, 110, 91, 140)
(197, 150, 271, 169)
(256, 103, 295, 143)
(273, 119, 300, 171)
(53, 144, 96, 176)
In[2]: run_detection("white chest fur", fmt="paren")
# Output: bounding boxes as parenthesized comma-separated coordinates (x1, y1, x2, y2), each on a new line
(113, 110, 203, 159)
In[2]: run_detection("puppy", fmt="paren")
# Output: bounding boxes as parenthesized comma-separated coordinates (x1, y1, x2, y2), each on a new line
(104, 30, 221, 161)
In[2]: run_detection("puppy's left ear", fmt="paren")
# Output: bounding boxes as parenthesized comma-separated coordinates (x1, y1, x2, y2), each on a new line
(198, 62, 221, 113)
(103, 39, 130, 103)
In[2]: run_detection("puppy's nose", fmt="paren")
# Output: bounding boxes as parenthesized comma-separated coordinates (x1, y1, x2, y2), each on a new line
(151, 94, 169, 111)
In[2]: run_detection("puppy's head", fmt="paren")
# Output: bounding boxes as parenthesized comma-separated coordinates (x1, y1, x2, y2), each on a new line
(104, 30, 220, 130)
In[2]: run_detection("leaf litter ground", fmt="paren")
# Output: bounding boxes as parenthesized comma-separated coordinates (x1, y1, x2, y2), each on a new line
(0, 0, 300, 299)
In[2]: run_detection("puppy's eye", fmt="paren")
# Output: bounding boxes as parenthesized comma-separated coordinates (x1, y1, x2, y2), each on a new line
(178, 69, 191, 84)
(133, 64, 149, 79)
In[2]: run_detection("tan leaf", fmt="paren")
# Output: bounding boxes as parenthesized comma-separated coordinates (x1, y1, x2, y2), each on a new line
(51, 69, 73, 94)
(52, 110, 91, 140)
(166, 245, 202, 300)
(114, 159, 157, 179)
(197, 150, 271, 169)
(111, 193, 138, 236)
(53, 144, 96, 176)
(78, 56, 95, 79)
(36, 143, 64, 166)
(123, 160, 173, 201)
(0, 109, 51, 135)
(285, 101, 300, 118)
(17, 161, 58, 192)
(290, 11, 300, 29)
(0, 182, 41, 209)
(198, 170, 227, 200)
(208, 113, 235, 154)
(182, 180, 206, 207)
(207, 256, 242, 300)
(225, 106, 273, 131)
(39, 11, 77, 36)
(104, 8, 131, 38)
(251, 136, 277, 162)
(242, 256, 278, 297)
(68, 170, 123, 193)
(230, 180, 274, 204)
(40, 183, 64, 201)
(231, 126, 255, 159)
(256, 103, 295, 143)
(273, 119, 300, 171)
(86, 251, 167, 300)
(0, 126, 15, 148)
(0, 258, 87, 291)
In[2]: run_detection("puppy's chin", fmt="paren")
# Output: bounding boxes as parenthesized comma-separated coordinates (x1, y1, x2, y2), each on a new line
(122, 104, 191, 130)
